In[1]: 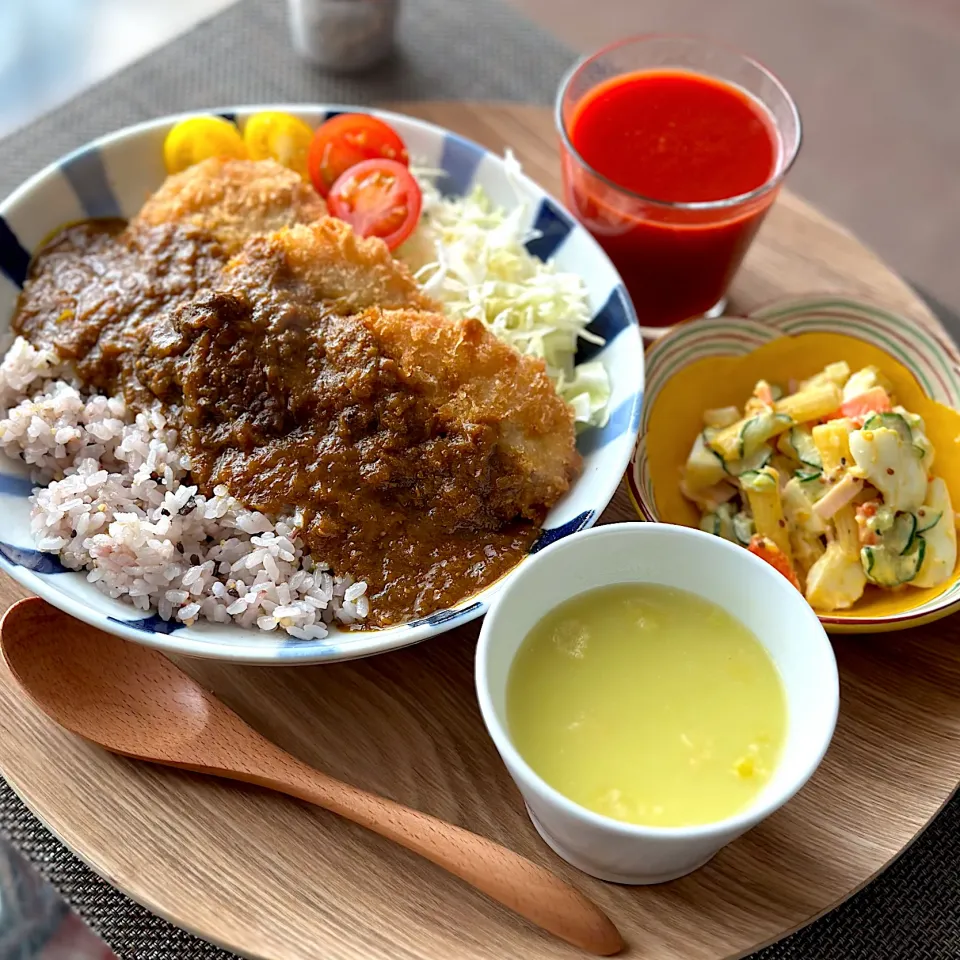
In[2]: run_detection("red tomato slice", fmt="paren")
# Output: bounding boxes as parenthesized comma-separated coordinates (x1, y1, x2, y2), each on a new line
(327, 158, 422, 250)
(307, 113, 409, 198)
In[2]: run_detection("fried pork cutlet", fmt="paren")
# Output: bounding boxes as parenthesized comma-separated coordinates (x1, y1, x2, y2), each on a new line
(130, 222, 580, 622)
(212, 221, 574, 520)
(223, 218, 436, 314)
(359, 307, 580, 519)
(150, 302, 579, 532)
(15, 185, 581, 624)
(139, 222, 575, 526)
(133, 157, 326, 253)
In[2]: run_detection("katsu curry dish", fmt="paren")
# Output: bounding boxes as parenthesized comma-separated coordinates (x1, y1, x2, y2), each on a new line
(0, 113, 609, 639)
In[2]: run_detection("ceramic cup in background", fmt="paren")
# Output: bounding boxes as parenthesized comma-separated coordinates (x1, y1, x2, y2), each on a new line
(556, 36, 801, 338)
(287, 0, 398, 72)
(476, 523, 839, 884)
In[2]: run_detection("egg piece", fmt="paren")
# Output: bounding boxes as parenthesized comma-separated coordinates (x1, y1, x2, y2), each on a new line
(913, 478, 958, 589)
(805, 541, 867, 611)
(849, 426, 927, 514)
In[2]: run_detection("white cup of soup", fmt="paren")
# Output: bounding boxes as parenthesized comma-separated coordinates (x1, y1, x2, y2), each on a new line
(475, 522, 838, 885)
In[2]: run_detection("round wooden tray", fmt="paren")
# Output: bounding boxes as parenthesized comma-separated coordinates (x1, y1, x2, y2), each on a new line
(0, 102, 958, 960)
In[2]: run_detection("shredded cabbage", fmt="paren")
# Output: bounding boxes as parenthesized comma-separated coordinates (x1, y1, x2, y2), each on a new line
(398, 154, 611, 428)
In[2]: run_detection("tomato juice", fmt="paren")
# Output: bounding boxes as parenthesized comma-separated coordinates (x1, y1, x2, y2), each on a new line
(558, 49, 798, 332)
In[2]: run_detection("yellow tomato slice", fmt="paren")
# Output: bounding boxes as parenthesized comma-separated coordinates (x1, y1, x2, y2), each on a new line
(163, 116, 247, 174)
(242, 112, 314, 178)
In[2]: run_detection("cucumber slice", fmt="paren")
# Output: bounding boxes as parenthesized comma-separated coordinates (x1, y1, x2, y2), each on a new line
(740, 469, 778, 493)
(740, 411, 793, 458)
(700, 513, 721, 536)
(895, 406, 927, 435)
(700, 504, 736, 541)
(863, 412, 912, 444)
(716, 503, 736, 541)
(861, 545, 884, 584)
(870, 505, 896, 536)
(794, 469, 829, 504)
(722, 444, 773, 478)
(732, 511, 755, 546)
(790, 427, 822, 469)
(916, 510, 943, 534)
(897, 537, 925, 584)
(882, 512, 917, 556)
(777, 431, 799, 461)
(861, 537, 926, 587)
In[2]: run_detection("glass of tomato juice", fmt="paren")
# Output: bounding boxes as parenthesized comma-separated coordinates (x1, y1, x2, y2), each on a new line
(556, 35, 801, 338)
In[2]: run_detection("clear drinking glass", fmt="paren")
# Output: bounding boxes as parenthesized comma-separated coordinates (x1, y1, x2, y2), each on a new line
(556, 35, 801, 338)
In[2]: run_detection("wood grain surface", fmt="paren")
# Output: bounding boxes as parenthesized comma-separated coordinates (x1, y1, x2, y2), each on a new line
(1, 598, 623, 955)
(0, 102, 958, 960)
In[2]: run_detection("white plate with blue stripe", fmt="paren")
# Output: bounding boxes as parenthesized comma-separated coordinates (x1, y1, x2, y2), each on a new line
(0, 105, 644, 663)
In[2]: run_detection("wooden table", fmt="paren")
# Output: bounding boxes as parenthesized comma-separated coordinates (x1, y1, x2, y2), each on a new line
(0, 103, 957, 960)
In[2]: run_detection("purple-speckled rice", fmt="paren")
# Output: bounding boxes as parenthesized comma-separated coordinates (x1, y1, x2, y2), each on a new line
(0, 336, 368, 638)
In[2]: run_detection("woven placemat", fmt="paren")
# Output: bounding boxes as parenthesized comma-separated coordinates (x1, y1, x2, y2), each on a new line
(1, 775, 958, 960)
(0, 0, 570, 200)
(0, 0, 958, 956)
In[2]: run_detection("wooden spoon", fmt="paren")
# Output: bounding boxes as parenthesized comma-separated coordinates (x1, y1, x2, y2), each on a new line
(0, 597, 624, 955)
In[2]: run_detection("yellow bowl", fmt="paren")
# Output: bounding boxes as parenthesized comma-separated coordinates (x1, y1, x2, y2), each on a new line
(627, 296, 960, 633)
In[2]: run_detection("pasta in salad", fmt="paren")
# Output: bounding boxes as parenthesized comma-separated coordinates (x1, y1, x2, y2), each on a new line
(680, 362, 958, 611)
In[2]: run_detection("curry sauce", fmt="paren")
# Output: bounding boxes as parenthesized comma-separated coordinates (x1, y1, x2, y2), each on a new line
(13, 218, 572, 625)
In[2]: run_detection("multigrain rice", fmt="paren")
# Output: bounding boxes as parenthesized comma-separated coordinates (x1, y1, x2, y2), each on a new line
(0, 337, 368, 638)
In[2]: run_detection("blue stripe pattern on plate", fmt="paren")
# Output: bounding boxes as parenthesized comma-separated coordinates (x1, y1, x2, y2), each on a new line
(61, 147, 122, 219)
(576, 391, 643, 457)
(530, 510, 594, 554)
(438, 133, 483, 198)
(576, 285, 633, 366)
(0, 474, 33, 496)
(0, 542, 68, 574)
(408, 601, 483, 627)
(0, 216, 30, 287)
(524, 199, 573, 261)
(109, 614, 184, 635)
(218, 111, 238, 124)
(275, 639, 341, 658)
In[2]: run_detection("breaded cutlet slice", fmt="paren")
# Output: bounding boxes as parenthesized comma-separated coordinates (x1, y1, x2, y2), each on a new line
(133, 157, 326, 253)
(224, 218, 436, 313)
(359, 307, 581, 518)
